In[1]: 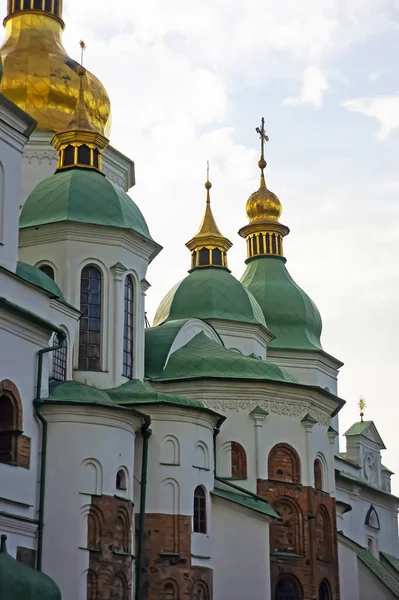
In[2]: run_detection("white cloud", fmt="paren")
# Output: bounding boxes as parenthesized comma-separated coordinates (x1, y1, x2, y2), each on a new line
(343, 93, 399, 139)
(284, 66, 329, 109)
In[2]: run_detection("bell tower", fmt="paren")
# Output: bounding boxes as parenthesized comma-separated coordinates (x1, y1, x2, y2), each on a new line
(6, 0, 63, 23)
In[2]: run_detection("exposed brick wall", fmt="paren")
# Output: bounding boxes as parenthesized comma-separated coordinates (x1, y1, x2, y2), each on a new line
(16, 435, 31, 469)
(257, 480, 340, 600)
(231, 442, 247, 479)
(141, 514, 213, 600)
(87, 495, 134, 600)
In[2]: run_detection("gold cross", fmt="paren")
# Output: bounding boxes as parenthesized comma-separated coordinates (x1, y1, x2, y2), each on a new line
(256, 117, 269, 161)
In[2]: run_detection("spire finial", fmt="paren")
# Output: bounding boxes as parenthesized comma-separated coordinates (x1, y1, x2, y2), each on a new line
(205, 161, 212, 200)
(0, 534, 7, 553)
(255, 117, 269, 172)
(359, 396, 366, 422)
(79, 40, 87, 67)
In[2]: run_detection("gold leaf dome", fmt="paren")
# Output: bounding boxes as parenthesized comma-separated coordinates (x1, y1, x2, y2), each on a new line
(246, 161, 282, 224)
(0, 6, 111, 135)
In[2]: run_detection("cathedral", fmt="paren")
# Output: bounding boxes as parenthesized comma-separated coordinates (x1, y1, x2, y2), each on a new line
(0, 2, 398, 600)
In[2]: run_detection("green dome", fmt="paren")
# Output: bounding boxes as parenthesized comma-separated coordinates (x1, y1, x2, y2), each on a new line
(19, 169, 153, 241)
(0, 534, 61, 600)
(153, 267, 267, 328)
(16, 261, 64, 300)
(47, 380, 116, 407)
(241, 256, 323, 351)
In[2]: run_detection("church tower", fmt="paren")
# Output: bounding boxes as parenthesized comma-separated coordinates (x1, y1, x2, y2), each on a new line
(0, 1, 134, 201)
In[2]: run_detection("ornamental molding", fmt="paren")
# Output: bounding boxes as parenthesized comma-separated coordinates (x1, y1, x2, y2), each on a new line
(23, 150, 57, 165)
(0, 514, 37, 537)
(201, 398, 331, 425)
(102, 166, 126, 189)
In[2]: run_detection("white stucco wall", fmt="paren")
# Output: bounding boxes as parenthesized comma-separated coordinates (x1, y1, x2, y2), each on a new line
(42, 405, 141, 600)
(336, 485, 399, 557)
(212, 496, 271, 600)
(338, 541, 360, 600)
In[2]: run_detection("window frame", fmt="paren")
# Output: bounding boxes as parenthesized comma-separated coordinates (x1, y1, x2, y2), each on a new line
(52, 333, 67, 381)
(193, 485, 207, 534)
(78, 265, 102, 372)
(122, 275, 134, 379)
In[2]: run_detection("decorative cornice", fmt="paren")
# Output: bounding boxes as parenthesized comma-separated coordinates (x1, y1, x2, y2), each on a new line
(41, 404, 142, 433)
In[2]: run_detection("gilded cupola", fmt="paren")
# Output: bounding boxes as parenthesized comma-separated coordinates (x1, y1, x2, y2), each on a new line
(51, 66, 108, 171)
(239, 118, 289, 259)
(0, 1, 111, 135)
(186, 173, 232, 270)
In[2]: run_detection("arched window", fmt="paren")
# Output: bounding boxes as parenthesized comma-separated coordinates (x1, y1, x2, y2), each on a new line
(78, 144, 91, 166)
(38, 264, 55, 280)
(0, 384, 22, 466)
(318, 581, 332, 600)
(315, 506, 331, 562)
(193, 486, 207, 534)
(198, 248, 210, 266)
(275, 577, 302, 600)
(87, 507, 102, 550)
(191, 581, 209, 600)
(314, 458, 323, 490)
(231, 442, 247, 479)
(52, 334, 67, 381)
(212, 248, 222, 266)
(268, 443, 301, 484)
(116, 469, 127, 491)
(271, 498, 303, 555)
(79, 266, 102, 371)
(123, 276, 134, 379)
(162, 580, 179, 600)
(365, 505, 380, 530)
(63, 145, 75, 166)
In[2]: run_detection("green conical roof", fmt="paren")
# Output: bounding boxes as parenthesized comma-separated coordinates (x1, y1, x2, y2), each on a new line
(19, 169, 153, 241)
(241, 256, 322, 351)
(154, 267, 267, 328)
(0, 535, 61, 600)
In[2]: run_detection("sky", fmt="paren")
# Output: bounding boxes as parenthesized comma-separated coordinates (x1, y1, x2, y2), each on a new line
(2, 0, 399, 489)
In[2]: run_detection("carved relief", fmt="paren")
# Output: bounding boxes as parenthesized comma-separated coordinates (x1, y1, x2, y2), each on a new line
(364, 452, 377, 485)
(271, 498, 303, 554)
(202, 398, 330, 425)
(191, 581, 210, 600)
(315, 506, 331, 562)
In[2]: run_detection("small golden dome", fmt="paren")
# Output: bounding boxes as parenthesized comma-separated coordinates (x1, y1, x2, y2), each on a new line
(246, 171, 282, 224)
(0, 10, 111, 135)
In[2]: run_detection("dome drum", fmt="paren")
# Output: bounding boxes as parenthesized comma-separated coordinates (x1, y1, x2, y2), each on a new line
(189, 246, 228, 270)
(239, 221, 289, 260)
(6, 0, 63, 24)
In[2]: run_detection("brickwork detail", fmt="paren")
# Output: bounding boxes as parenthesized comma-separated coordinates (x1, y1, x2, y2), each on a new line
(257, 480, 340, 600)
(0, 379, 31, 469)
(86, 494, 133, 600)
(231, 442, 247, 479)
(141, 514, 213, 600)
(268, 443, 301, 484)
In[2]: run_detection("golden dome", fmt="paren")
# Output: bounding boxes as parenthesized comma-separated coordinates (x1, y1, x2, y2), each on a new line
(0, 8, 111, 135)
(246, 166, 282, 224)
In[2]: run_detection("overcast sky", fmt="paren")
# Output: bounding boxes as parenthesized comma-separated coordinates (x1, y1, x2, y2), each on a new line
(2, 0, 399, 489)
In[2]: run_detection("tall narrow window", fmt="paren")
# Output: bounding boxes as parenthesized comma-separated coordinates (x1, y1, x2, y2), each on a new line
(79, 266, 102, 371)
(38, 264, 55, 280)
(193, 486, 207, 534)
(52, 334, 67, 381)
(123, 276, 134, 379)
(33, 0, 42, 9)
(314, 458, 323, 490)
(275, 577, 302, 600)
(318, 581, 332, 600)
(0, 394, 20, 465)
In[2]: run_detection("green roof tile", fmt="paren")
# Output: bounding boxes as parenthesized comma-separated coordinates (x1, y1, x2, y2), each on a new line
(145, 320, 191, 378)
(154, 267, 267, 328)
(20, 169, 153, 241)
(381, 553, 399, 575)
(151, 332, 298, 383)
(358, 549, 399, 597)
(212, 487, 278, 519)
(16, 261, 64, 300)
(241, 256, 322, 351)
(344, 421, 373, 436)
(46, 380, 116, 407)
(107, 378, 215, 413)
(0, 534, 61, 600)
